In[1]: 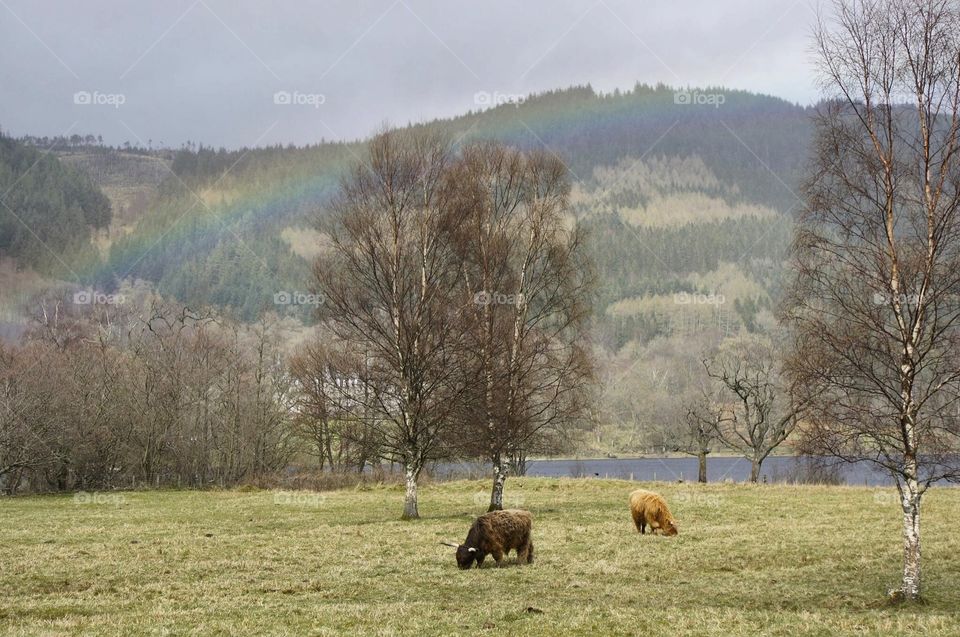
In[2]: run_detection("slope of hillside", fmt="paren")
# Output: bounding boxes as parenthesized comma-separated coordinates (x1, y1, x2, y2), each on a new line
(0, 135, 117, 329)
(428, 83, 812, 212)
(4, 84, 811, 341)
(0, 134, 111, 274)
(56, 149, 171, 248)
(66, 84, 809, 326)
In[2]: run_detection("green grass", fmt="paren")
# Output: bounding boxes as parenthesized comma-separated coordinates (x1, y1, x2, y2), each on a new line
(2, 479, 959, 636)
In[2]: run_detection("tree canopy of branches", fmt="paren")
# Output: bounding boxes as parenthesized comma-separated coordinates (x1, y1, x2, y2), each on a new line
(312, 130, 470, 519)
(288, 341, 381, 473)
(678, 390, 723, 484)
(452, 142, 594, 510)
(309, 132, 596, 518)
(783, 0, 960, 600)
(703, 336, 807, 482)
(0, 287, 295, 494)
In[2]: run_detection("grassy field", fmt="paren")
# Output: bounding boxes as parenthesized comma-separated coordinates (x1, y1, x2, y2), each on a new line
(2, 479, 959, 636)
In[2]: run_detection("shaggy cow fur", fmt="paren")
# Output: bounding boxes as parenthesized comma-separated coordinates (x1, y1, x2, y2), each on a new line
(629, 489, 678, 536)
(454, 509, 534, 569)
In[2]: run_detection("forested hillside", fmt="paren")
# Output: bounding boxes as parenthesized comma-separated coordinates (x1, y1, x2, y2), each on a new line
(56, 148, 171, 245)
(1, 84, 814, 452)
(0, 134, 111, 271)
(83, 84, 812, 325)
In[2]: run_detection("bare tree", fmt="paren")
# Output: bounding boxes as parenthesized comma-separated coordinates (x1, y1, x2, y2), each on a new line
(2, 290, 300, 493)
(640, 339, 723, 483)
(451, 142, 595, 511)
(126, 303, 215, 484)
(313, 130, 468, 519)
(289, 342, 348, 471)
(704, 336, 807, 482)
(239, 316, 297, 479)
(783, 0, 960, 600)
(0, 343, 60, 493)
(51, 331, 130, 489)
(289, 340, 381, 472)
(678, 397, 722, 484)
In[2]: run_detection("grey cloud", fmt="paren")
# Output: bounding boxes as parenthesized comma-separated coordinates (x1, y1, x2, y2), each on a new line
(0, 0, 816, 147)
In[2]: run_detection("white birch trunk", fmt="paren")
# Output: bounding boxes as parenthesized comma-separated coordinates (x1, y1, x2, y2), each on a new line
(402, 464, 419, 520)
(488, 459, 508, 512)
(900, 480, 922, 600)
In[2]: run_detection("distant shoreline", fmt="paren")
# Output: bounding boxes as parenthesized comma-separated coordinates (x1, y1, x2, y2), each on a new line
(528, 451, 798, 462)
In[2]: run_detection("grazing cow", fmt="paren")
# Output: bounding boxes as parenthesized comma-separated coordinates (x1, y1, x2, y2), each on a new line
(442, 509, 534, 569)
(629, 489, 678, 536)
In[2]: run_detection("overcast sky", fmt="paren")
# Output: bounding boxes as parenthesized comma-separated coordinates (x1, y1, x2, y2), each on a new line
(0, 0, 818, 148)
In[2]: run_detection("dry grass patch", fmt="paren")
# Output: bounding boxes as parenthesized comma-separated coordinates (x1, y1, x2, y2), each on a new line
(1, 479, 958, 636)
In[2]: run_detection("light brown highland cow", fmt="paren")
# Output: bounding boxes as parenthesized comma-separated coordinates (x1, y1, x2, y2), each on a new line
(629, 489, 678, 536)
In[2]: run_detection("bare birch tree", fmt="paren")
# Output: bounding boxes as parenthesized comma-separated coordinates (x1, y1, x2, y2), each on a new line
(783, 0, 960, 600)
(452, 142, 594, 511)
(313, 130, 467, 519)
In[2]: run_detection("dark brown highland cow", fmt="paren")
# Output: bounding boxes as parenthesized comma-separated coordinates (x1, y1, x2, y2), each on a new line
(629, 489, 678, 536)
(442, 509, 534, 569)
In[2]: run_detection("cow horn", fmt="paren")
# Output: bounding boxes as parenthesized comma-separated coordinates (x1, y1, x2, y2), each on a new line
(440, 541, 459, 548)
(468, 547, 477, 553)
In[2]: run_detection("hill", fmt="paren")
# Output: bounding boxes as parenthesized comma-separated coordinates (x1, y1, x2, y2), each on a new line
(1, 84, 816, 450)
(55, 148, 171, 252)
(0, 135, 114, 326)
(0, 134, 111, 270)
(89, 84, 812, 327)
(4, 86, 812, 325)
